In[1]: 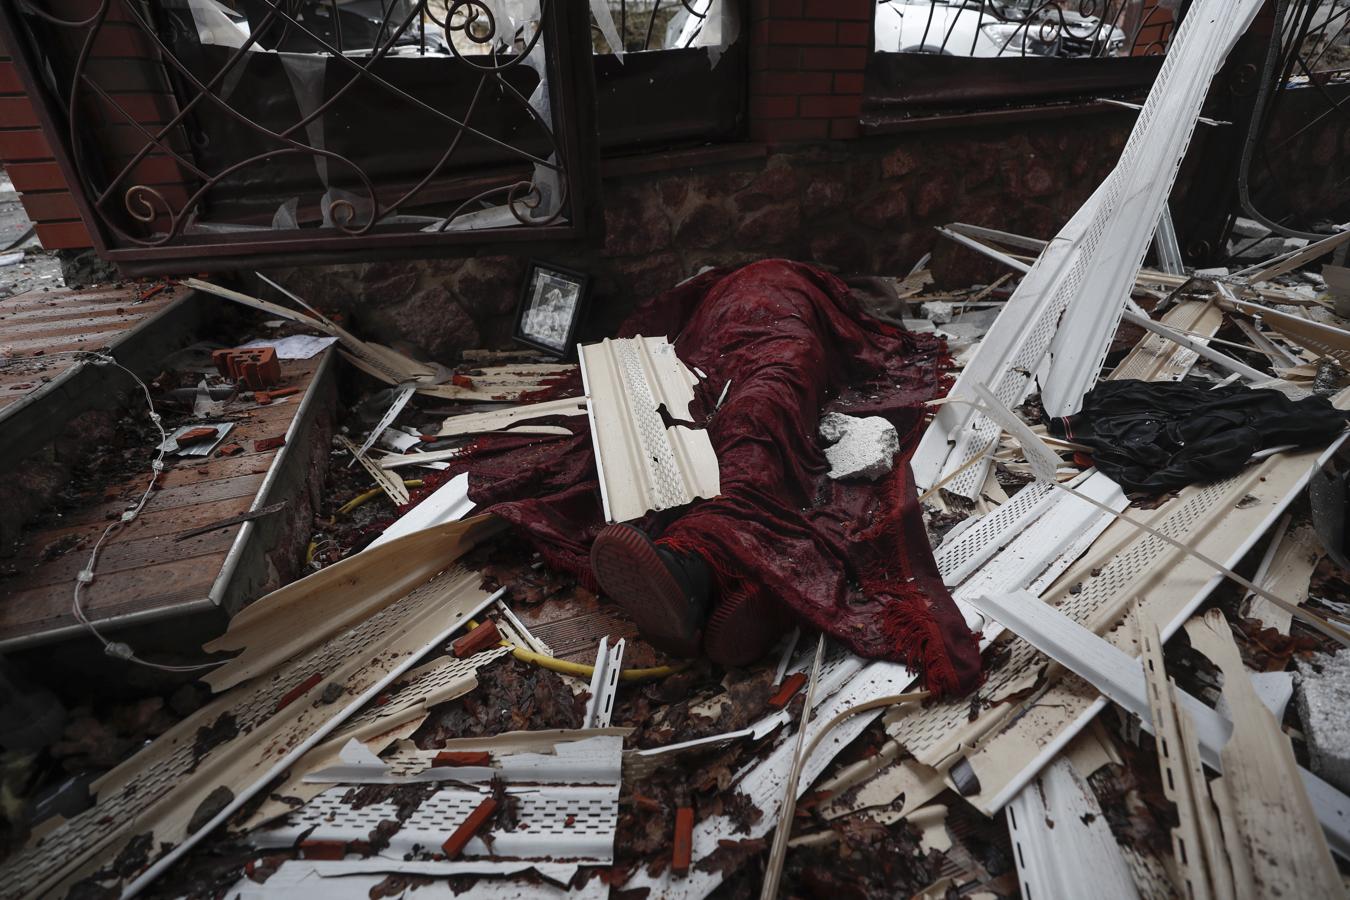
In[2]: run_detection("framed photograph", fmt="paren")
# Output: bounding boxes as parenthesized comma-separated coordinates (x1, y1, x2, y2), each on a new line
(513, 261, 590, 357)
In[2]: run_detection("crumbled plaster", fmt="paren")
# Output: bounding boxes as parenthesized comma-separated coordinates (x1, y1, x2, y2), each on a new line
(819, 412, 899, 482)
(1296, 650, 1350, 794)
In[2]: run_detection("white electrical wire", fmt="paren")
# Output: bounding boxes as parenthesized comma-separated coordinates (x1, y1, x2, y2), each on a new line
(71, 353, 223, 673)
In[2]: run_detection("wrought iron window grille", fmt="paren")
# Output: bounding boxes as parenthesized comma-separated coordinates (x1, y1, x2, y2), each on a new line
(1, 0, 601, 266)
(865, 1, 1193, 121)
(874, 0, 1183, 60)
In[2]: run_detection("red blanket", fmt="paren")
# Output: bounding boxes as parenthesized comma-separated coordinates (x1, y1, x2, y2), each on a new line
(414, 260, 981, 696)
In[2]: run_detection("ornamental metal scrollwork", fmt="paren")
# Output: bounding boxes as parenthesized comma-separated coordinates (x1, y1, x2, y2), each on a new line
(874, 0, 1185, 60)
(7, 0, 583, 254)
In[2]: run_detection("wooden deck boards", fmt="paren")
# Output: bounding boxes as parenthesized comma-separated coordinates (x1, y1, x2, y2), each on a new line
(0, 351, 324, 644)
(0, 283, 174, 413)
(509, 592, 642, 664)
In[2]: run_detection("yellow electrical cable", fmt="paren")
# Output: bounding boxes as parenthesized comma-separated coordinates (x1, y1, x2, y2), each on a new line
(465, 619, 684, 681)
(336, 479, 424, 515)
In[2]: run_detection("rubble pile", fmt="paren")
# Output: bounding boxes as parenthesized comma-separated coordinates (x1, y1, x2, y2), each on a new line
(1, 4, 1350, 898)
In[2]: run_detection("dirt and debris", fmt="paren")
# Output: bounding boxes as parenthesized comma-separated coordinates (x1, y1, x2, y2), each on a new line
(412, 657, 586, 746)
(191, 713, 239, 769)
(368, 873, 435, 898)
(727, 813, 934, 900)
(7, 141, 1350, 900)
(186, 786, 235, 835)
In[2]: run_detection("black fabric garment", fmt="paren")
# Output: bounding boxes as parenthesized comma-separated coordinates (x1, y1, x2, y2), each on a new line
(1049, 379, 1348, 494)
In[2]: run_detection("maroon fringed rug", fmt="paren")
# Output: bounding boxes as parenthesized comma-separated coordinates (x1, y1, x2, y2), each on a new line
(404, 260, 982, 697)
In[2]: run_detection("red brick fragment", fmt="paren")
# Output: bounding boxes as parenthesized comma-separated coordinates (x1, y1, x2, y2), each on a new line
(452, 620, 501, 658)
(256, 386, 300, 405)
(176, 426, 219, 446)
(275, 672, 324, 712)
(441, 797, 498, 859)
(212, 347, 280, 390)
(673, 807, 694, 874)
(434, 750, 492, 767)
(216, 443, 243, 457)
(254, 435, 286, 453)
(298, 840, 346, 860)
(769, 672, 808, 709)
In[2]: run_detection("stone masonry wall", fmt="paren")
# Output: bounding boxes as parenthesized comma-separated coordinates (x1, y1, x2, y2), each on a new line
(257, 116, 1133, 363)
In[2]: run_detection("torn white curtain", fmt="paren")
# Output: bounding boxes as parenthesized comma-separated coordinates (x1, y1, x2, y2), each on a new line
(911, 0, 1264, 500)
(590, 0, 623, 58)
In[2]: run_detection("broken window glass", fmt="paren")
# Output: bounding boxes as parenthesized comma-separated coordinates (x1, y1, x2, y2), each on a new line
(587, 0, 747, 151)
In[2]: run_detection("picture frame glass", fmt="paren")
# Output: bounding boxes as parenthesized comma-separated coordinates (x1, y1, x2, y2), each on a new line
(520, 268, 583, 353)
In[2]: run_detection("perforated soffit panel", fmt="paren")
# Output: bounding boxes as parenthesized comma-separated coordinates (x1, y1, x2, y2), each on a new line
(910, 0, 1264, 501)
(579, 335, 720, 523)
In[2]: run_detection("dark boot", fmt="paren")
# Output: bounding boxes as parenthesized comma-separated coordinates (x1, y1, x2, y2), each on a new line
(590, 523, 711, 658)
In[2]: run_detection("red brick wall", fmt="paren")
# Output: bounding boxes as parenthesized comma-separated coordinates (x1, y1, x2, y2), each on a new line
(1133, 1, 1177, 56)
(748, 0, 871, 143)
(0, 2, 197, 253)
(0, 32, 92, 250)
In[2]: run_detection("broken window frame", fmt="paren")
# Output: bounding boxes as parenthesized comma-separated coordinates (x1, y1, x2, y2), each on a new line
(0, 0, 603, 272)
(863, 0, 1189, 128)
(589, 0, 749, 154)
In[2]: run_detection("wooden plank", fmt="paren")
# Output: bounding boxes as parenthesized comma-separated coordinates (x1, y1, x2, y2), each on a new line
(0, 296, 164, 324)
(156, 451, 277, 488)
(2, 526, 238, 593)
(0, 554, 223, 635)
(0, 287, 141, 311)
(0, 317, 156, 354)
(25, 493, 254, 545)
(0, 305, 163, 331)
(52, 471, 265, 528)
(0, 310, 152, 340)
(0, 356, 78, 380)
(0, 370, 69, 396)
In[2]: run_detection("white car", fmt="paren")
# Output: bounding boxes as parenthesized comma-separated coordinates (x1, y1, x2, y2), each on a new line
(875, 0, 1062, 57)
(875, 0, 1131, 58)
